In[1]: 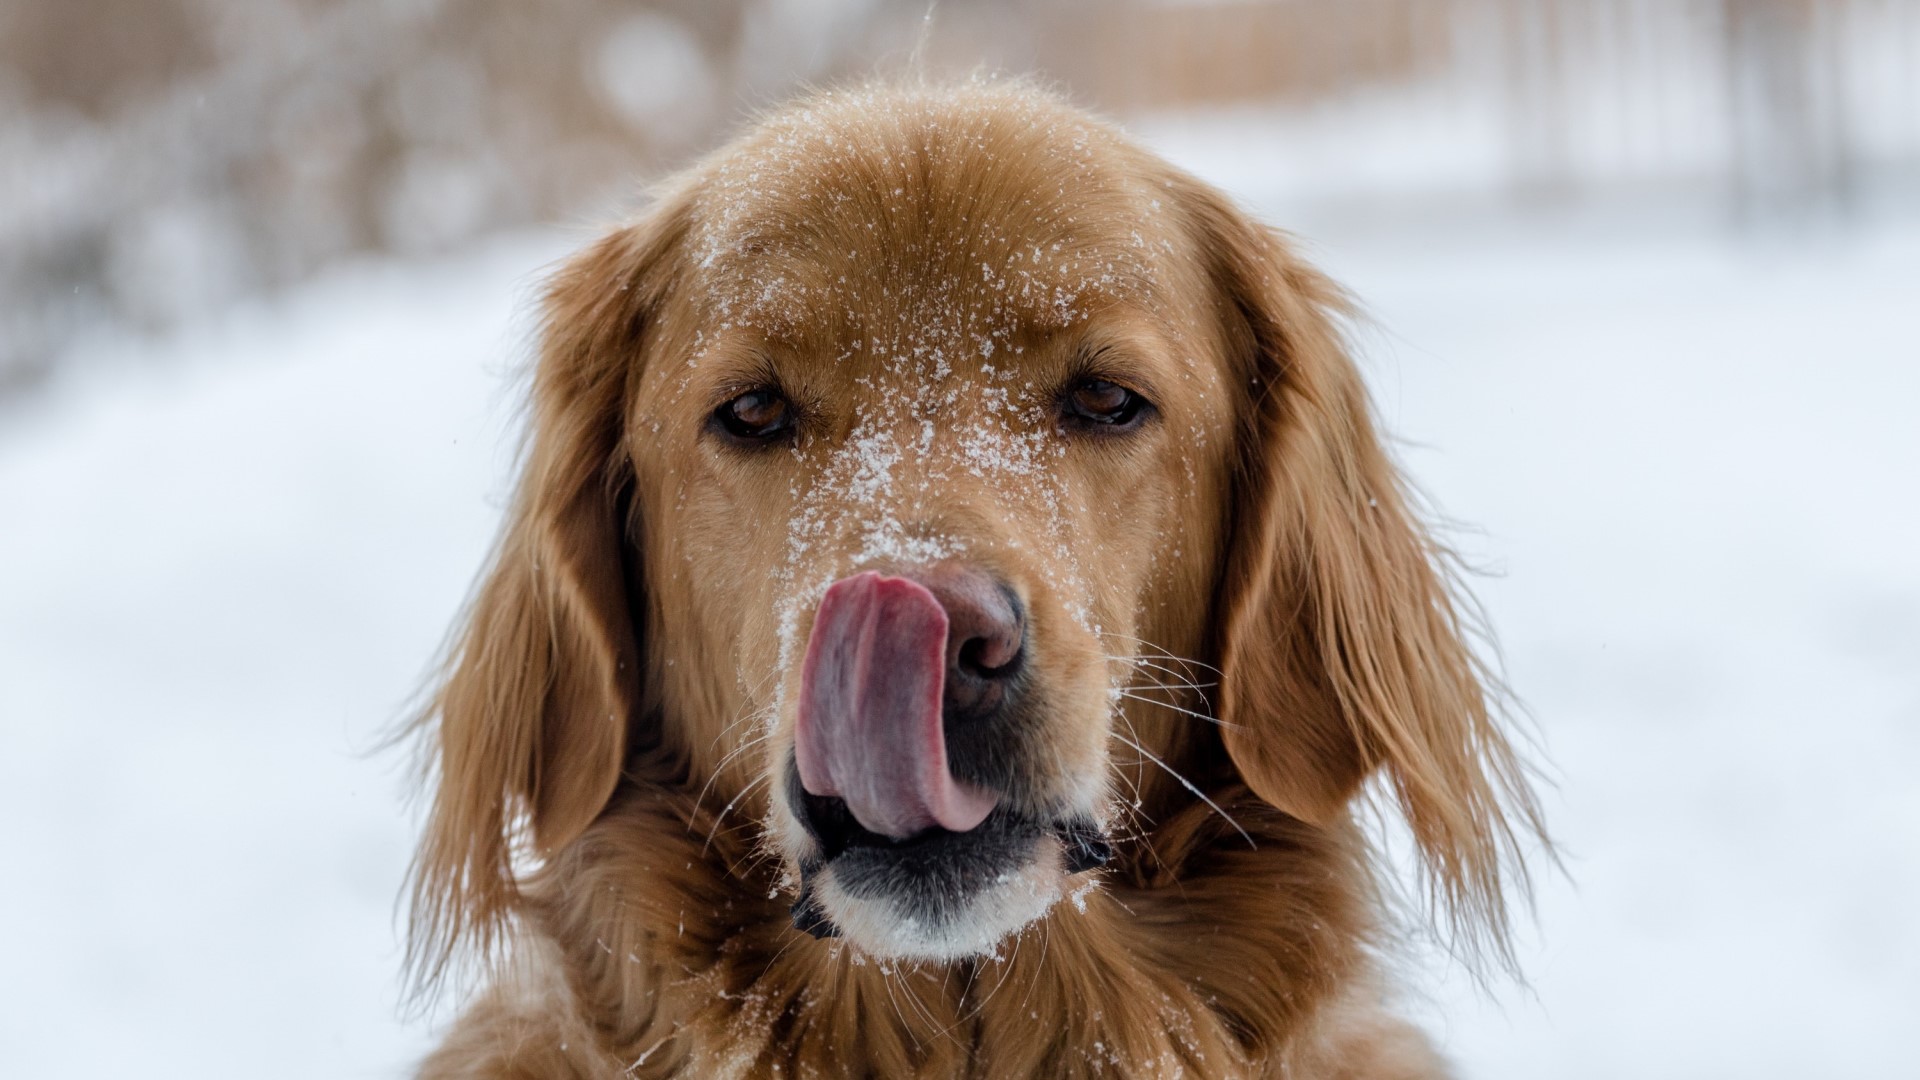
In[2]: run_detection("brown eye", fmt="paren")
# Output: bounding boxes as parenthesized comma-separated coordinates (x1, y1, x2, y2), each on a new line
(713, 389, 796, 445)
(1061, 378, 1150, 431)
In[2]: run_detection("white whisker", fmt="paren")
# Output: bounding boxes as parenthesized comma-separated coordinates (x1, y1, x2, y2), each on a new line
(702, 770, 772, 857)
(1115, 690, 1234, 729)
(1108, 730, 1253, 847)
(1093, 631, 1223, 676)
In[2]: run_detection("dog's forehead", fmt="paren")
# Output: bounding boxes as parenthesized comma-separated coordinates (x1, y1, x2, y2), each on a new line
(682, 86, 1180, 356)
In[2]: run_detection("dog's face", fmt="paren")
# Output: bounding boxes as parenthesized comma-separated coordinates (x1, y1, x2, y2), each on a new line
(626, 94, 1235, 956)
(408, 85, 1538, 989)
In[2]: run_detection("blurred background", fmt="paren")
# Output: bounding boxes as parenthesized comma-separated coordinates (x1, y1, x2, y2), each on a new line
(2, 2, 1916, 1077)
(7, 0, 1919, 387)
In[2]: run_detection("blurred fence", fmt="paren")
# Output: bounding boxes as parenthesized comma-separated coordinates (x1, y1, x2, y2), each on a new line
(3, 0, 1917, 395)
(1070, 0, 1919, 204)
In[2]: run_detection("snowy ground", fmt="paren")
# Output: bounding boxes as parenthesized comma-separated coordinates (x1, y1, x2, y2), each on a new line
(1317, 211, 1920, 1077)
(3, 175, 1916, 1075)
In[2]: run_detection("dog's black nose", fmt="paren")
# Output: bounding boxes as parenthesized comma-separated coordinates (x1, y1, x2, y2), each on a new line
(913, 564, 1025, 720)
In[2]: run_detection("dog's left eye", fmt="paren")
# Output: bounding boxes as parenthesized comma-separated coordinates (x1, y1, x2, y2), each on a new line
(1061, 378, 1151, 432)
(713, 389, 797, 445)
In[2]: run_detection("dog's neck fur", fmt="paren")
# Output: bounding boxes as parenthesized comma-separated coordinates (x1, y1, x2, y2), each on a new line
(419, 774, 1444, 1079)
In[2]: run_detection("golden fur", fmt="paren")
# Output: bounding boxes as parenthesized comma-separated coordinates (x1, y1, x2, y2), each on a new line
(404, 81, 1545, 1079)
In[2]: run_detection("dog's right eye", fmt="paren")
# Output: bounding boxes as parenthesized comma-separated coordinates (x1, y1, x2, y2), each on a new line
(1060, 377, 1152, 433)
(712, 390, 797, 446)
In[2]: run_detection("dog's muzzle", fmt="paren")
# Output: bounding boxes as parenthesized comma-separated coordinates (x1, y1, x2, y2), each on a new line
(786, 568, 1107, 944)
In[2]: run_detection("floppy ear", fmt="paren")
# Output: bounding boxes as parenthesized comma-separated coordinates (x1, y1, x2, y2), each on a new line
(1184, 181, 1546, 954)
(406, 205, 685, 990)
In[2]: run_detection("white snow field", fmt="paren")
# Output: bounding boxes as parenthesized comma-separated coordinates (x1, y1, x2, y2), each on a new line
(3, 193, 1916, 1074)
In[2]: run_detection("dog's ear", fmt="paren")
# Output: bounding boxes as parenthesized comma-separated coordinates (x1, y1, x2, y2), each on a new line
(406, 202, 687, 991)
(1180, 179, 1545, 955)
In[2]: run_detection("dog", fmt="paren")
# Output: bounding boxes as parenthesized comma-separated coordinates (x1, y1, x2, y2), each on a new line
(404, 81, 1545, 1079)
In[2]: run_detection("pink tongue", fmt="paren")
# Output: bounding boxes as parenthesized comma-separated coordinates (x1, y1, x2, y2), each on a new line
(795, 572, 999, 839)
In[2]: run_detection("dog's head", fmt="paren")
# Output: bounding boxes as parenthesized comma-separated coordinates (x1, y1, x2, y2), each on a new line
(408, 83, 1539, 980)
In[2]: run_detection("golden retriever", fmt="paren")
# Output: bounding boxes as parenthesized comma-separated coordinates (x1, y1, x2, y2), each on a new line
(404, 81, 1546, 1079)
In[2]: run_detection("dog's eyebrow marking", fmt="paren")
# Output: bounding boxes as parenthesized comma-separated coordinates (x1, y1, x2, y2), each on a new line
(700, 353, 787, 409)
(1064, 340, 1167, 408)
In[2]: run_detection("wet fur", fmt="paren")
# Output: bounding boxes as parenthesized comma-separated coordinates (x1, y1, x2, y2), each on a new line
(405, 81, 1543, 1079)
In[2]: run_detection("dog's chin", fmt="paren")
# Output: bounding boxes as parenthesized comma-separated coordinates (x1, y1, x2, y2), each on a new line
(808, 832, 1065, 961)
(779, 793, 1111, 962)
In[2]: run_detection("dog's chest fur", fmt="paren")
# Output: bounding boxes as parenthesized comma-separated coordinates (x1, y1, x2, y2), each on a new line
(418, 786, 1448, 1080)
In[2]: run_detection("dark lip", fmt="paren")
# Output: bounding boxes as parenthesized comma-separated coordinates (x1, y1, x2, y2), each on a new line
(799, 788, 1039, 861)
(784, 758, 1104, 864)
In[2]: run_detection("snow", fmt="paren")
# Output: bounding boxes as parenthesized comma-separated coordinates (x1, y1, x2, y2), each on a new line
(1319, 210, 1920, 1077)
(4, 178, 1918, 1077)
(0, 236, 560, 1076)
